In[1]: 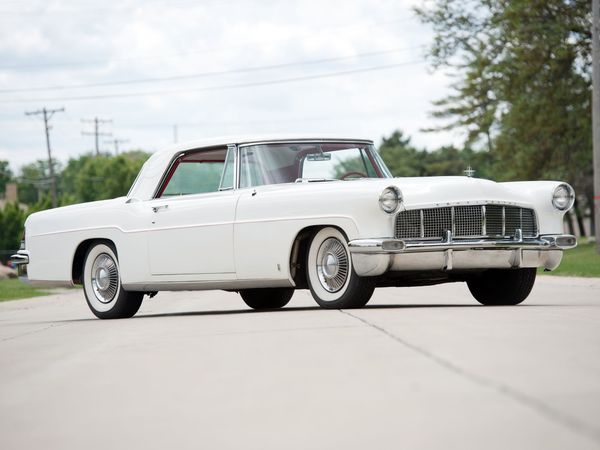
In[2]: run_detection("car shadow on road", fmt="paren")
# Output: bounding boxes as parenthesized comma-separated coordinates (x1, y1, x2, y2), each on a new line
(32, 302, 580, 324)
(122, 303, 484, 320)
(43, 303, 485, 323)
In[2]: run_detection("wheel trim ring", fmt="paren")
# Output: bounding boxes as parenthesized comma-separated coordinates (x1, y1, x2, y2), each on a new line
(316, 237, 349, 293)
(91, 253, 119, 304)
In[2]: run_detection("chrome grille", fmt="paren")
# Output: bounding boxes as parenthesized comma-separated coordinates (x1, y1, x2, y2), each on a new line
(395, 205, 537, 240)
(454, 206, 483, 236)
(395, 209, 421, 239)
(422, 208, 452, 238)
(521, 209, 537, 236)
(485, 205, 504, 235)
(505, 207, 521, 237)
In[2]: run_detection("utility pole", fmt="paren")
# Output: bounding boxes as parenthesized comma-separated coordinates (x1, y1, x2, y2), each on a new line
(105, 138, 129, 155)
(593, 0, 600, 253)
(24, 106, 64, 208)
(82, 117, 112, 156)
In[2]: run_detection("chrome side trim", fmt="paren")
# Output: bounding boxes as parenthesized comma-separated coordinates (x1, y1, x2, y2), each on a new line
(122, 278, 294, 291)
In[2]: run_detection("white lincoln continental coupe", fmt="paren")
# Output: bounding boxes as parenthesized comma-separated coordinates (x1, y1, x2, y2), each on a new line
(11, 135, 577, 319)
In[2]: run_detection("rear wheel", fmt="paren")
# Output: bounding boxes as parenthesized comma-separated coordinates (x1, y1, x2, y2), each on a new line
(467, 268, 536, 306)
(306, 227, 375, 309)
(82, 242, 143, 319)
(239, 288, 294, 310)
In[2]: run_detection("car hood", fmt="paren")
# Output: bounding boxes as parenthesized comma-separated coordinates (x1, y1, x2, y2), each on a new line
(251, 176, 535, 209)
(385, 176, 532, 208)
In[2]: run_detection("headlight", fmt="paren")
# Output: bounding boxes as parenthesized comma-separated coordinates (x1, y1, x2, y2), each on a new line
(379, 186, 402, 213)
(552, 183, 575, 211)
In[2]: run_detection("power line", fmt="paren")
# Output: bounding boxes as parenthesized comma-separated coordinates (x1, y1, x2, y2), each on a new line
(82, 117, 112, 156)
(0, 46, 424, 94)
(115, 109, 406, 129)
(0, 0, 245, 16)
(0, 59, 425, 104)
(0, 16, 414, 70)
(23, 106, 64, 208)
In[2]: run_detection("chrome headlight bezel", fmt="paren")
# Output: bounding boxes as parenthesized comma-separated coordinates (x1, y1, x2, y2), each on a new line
(551, 183, 575, 211)
(379, 186, 402, 214)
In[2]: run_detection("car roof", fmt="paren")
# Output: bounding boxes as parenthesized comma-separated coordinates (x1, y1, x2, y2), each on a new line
(158, 133, 373, 155)
(128, 134, 374, 201)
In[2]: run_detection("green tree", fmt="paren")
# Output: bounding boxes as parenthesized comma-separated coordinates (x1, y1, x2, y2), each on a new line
(423, 146, 495, 179)
(0, 202, 27, 255)
(415, 0, 593, 201)
(379, 130, 495, 179)
(17, 159, 62, 205)
(59, 151, 150, 203)
(0, 160, 13, 196)
(378, 131, 427, 177)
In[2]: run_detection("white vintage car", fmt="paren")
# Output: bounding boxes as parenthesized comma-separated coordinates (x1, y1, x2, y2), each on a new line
(11, 135, 577, 319)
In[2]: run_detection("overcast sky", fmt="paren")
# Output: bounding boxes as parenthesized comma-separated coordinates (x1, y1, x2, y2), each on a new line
(0, 0, 461, 172)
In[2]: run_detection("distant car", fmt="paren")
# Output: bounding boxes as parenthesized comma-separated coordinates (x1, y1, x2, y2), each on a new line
(11, 135, 576, 319)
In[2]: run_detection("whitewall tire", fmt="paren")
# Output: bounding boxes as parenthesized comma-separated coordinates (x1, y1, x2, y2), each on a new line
(82, 242, 143, 319)
(306, 227, 375, 309)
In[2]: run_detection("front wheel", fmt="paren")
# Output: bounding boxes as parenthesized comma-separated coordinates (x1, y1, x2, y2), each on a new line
(239, 288, 294, 310)
(82, 242, 143, 319)
(467, 268, 536, 306)
(306, 227, 375, 309)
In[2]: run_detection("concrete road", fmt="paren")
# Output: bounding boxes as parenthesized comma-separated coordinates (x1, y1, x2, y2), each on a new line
(1, 276, 599, 450)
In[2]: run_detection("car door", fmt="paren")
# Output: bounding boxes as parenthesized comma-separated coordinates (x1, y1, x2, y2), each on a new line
(146, 146, 237, 276)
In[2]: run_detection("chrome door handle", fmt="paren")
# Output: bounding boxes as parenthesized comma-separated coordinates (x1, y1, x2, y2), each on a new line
(152, 204, 169, 213)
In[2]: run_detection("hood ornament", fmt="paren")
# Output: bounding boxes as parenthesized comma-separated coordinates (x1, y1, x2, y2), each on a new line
(463, 166, 475, 177)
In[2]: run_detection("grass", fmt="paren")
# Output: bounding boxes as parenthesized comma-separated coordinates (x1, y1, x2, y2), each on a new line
(0, 278, 51, 302)
(540, 239, 600, 278)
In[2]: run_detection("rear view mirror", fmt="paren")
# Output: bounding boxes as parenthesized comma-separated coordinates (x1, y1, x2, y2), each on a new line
(306, 153, 332, 162)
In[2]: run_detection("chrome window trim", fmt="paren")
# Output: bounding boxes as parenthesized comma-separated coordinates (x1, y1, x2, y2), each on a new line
(233, 144, 240, 190)
(218, 144, 237, 191)
(152, 145, 232, 199)
(235, 140, 387, 189)
(236, 138, 374, 149)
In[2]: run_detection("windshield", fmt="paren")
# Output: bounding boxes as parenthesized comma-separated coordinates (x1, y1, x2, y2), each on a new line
(239, 142, 390, 188)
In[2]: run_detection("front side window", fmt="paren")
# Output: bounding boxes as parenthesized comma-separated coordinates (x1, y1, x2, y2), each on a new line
(239, 142, 388, 188)
(159, 147, 228, 197)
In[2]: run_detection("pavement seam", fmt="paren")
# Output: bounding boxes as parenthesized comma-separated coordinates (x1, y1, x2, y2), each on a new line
(0, 322, 67, 343)
(340, 309, 600, 445)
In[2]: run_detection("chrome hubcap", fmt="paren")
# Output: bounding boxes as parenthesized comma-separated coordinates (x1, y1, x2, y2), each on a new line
(91, 253, 119, 304)
(316, 238, 349, 293)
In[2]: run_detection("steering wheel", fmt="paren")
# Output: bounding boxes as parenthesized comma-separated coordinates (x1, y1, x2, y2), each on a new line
(340, 171, 368, 180)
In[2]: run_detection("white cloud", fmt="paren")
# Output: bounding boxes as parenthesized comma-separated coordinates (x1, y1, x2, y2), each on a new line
(0, 0, 460, 173)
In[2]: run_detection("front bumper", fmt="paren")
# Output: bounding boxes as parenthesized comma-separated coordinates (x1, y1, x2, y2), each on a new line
(9, 250, 29, 283)
(348, 231, 577, 276)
